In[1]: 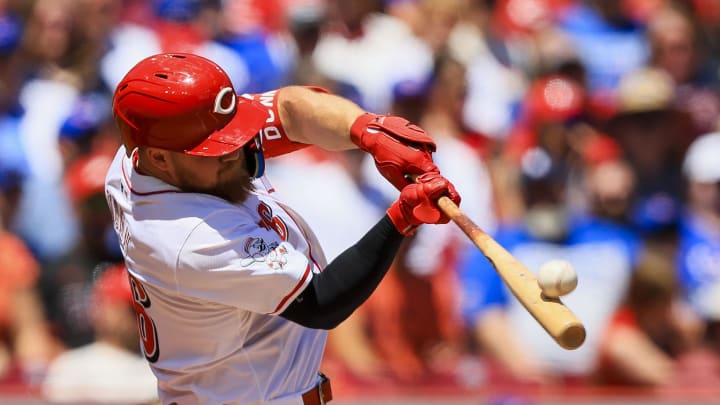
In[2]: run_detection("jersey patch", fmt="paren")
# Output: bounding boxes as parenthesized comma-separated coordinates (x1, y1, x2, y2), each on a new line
(241, 237, 278, 265)
(266, 244, 289, 271)
(241, 238, 289, 270)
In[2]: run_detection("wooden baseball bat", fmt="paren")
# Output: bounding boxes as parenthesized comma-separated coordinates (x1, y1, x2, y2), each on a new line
(435, 195, 586, 350)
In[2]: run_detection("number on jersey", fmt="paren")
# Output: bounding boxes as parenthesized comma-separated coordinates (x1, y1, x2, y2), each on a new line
(128, 274, 160, 363)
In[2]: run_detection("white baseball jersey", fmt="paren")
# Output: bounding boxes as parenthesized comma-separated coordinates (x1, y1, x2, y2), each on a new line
(104, 90, 329, 405)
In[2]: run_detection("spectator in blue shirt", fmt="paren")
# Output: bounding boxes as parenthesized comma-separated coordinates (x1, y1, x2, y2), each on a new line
(677, 132, 720, 350)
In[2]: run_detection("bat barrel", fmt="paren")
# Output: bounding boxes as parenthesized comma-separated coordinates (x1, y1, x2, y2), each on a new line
(559, 322, 586, 350)
(518, 288, 587, 350)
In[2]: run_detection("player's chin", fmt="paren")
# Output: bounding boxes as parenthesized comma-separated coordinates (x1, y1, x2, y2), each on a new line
(215, 177, 254, 203)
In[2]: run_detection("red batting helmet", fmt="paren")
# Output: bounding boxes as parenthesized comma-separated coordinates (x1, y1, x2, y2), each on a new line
(112, 53, 268, 156)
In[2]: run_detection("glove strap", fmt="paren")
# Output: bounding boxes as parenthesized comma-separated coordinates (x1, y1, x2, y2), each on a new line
(349, 112, 378, 149)
(386, 201, 417, 236)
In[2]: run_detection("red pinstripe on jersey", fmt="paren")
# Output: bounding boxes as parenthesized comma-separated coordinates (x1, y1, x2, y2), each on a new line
(272, 263, 312, 314)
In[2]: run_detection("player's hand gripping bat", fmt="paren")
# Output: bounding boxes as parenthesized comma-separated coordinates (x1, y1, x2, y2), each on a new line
(413, 176, 586, 350)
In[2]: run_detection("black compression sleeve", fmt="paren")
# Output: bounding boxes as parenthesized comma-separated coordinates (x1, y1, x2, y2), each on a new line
(279, 215, 404, 329)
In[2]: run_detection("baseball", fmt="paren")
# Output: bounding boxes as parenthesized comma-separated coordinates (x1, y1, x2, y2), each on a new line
(537, 259, 577, 298)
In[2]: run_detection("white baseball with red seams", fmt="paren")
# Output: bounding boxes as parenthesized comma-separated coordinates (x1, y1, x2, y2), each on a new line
(537, 259, 578, 298)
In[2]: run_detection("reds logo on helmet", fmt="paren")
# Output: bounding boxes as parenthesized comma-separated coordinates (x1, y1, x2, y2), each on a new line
(213, 87, 236, 115)
(112, 53, 268, 157)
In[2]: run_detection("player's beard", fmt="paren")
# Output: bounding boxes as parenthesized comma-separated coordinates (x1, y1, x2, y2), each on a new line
(174, 159, 255, 203)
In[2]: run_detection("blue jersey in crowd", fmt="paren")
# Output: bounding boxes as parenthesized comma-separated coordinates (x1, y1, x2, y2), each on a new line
(677, 211, 720, 319)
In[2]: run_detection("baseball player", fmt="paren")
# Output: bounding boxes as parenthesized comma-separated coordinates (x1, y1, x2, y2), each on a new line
(104, 53, 461, 405)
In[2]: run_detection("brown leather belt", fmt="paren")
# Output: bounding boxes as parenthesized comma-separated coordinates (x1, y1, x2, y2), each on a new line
(301, 373, 332, 405)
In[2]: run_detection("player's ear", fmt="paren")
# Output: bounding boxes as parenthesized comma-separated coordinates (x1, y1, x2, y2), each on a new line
(142, 147, 172, 172)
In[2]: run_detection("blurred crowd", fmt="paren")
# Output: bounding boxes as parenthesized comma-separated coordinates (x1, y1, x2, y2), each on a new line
(1, 0, 720, 403)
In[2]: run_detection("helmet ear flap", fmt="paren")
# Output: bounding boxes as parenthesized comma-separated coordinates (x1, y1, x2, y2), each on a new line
(243, 135, 265, 179)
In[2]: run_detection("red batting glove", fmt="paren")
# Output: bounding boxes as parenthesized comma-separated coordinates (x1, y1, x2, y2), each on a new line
(387, 172, 462, 235)
(350, 113, 438, 190)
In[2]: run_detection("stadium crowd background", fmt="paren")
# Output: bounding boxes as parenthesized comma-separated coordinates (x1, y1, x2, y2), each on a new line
(1, 0, 720, 403)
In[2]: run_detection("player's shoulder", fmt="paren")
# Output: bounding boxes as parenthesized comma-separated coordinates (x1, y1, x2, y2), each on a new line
(169, 193, 274, 245)
(148, 192, 258, 237)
